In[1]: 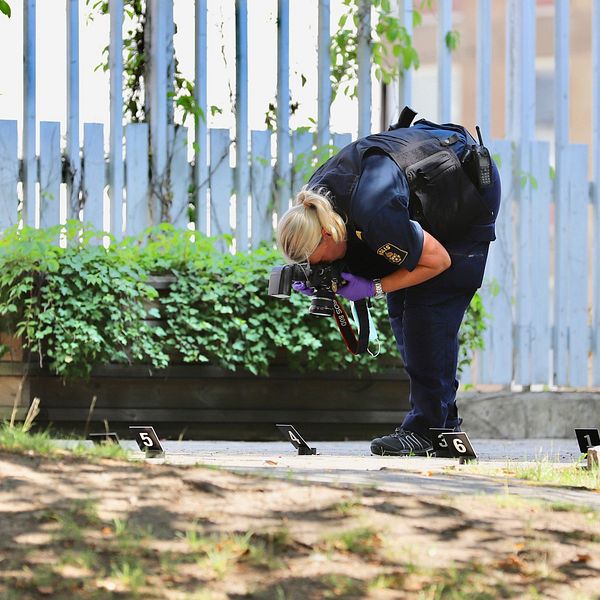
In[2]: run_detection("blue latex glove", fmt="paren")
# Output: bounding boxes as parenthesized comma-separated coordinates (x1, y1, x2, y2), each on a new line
(337, 272, 375, 302)
(292, 281, 315, 296)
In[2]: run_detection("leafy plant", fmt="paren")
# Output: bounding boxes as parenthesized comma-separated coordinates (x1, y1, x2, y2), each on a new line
(0, 223, 485, 379)
(0, 0, 10, 18)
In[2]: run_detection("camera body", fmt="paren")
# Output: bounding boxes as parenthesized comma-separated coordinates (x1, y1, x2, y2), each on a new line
(268, 261, 346, 317)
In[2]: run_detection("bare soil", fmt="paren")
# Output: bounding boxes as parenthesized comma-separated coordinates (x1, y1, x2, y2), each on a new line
(0, 450, 599, 599)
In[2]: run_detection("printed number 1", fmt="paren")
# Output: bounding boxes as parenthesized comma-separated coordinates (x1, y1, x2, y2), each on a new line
(140, 432, 154, 447)
(584, 434, 593, 449)
(453, 438, 467, 454)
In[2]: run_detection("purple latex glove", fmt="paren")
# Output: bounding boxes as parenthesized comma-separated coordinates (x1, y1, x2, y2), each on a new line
(336, 272, 375, 302)
(292, 281, 315, 296)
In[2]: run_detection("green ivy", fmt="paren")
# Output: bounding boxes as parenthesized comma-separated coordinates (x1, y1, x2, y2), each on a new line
(0, 0, 10, 18)
(0, 223, 485, 379)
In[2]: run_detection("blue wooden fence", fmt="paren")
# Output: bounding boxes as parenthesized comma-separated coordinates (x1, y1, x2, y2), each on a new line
(1, 0, 600, 390)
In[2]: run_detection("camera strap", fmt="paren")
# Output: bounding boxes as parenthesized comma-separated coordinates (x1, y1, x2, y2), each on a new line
(332, 297, 370, 355)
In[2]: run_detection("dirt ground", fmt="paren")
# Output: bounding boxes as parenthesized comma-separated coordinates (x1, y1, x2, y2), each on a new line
(0, 450, 599, 600)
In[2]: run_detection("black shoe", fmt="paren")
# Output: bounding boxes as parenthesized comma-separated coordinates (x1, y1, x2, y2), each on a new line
(370, 428, 433, 456)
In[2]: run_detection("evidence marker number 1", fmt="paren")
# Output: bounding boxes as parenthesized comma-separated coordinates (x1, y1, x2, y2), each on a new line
(129, 426, 165, 457)
(574, 428, 600, 454)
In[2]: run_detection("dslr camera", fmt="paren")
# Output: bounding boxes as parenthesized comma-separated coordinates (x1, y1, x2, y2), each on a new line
(268, 261, 346, 317)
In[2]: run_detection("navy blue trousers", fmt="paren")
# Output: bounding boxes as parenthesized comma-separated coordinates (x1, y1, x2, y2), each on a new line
(386, 240, 490, 437)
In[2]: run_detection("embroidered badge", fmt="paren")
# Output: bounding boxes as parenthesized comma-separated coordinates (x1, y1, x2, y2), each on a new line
(377, 243, 408, 265)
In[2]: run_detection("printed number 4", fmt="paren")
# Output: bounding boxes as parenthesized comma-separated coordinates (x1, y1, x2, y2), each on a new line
(140, 432, 154, 447)
(453, 438, 467, 454)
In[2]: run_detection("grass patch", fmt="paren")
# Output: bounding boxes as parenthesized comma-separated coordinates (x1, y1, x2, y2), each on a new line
(322, 526, 382, 557)
(447, 456, 600, 491)
(0, 421, 57, 455)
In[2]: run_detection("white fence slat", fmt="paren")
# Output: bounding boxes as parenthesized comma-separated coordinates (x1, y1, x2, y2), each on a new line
(250, 130, 273, 248)
(566, 145, 589, 386)
(67, 0, 81, 222)
(479, 140, 513, 385)
(23, 0, 36, 228)
(437, 0, 452, 122)
(82, 123, 105, 234)
(39, 122, 61, 231)
(209, 128, 233, 251)
(169, 126, 190, 228)
(194, 0, 209, 235)
(529, 141, 551, 384)
(291, 130, 314, 193)
(0, 121, 19, 230)
(554, 0, 569, 153)
(592, 0, 600, 385)
(125, 123, 150, 236)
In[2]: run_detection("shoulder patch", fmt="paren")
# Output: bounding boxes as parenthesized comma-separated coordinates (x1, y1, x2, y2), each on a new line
(377, 243, 408, 265)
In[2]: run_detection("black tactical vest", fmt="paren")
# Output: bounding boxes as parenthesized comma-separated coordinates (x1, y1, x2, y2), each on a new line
(307, 115, 493, 243)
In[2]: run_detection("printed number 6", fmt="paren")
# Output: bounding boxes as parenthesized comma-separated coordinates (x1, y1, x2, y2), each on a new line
(140, 432, 153, 447)
(453, 438, 467, 454)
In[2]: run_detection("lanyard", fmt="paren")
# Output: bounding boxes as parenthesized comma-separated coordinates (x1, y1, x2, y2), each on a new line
(332, 297, 379, 356)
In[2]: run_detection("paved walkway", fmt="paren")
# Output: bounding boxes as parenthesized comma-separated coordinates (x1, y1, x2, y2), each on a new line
(96, 437, 600, 510)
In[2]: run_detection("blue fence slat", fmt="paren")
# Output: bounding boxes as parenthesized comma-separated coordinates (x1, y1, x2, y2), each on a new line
(291, 130, 314, 194)
(476, 0, 492, 139)
(528, 141, 551, 385)
(554, 144, 589, 386)
(437, 0, 452, 122)
(169, 126, 190, 229)
(67, 0, 81, 223)
(194, 0, 208, 236)
(357, 0, 371, 137)
(478, 140, 513, 385)
(317, 0, 331, 149)
(593, 0, 600, 386)
(209, 128, 233, 251)
(276, 0, 291, 217)
(39, 122, 62, 231)
(250, 130, 274, 248)
(82, 123, 106, 234)
(23, 0, 36, 228)
(0, 121, 19, 230)
(125, 123, 150, 236)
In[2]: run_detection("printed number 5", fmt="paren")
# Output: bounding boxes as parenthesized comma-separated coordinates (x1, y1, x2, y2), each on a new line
(140, 432, 154, 447)
(453, 438, 467, 454)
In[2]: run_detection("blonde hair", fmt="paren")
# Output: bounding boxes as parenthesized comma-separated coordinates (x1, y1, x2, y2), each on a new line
(277, 186, 347, 263)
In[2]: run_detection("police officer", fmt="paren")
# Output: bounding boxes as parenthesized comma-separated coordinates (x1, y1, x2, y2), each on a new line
(277, 111, 501, 456)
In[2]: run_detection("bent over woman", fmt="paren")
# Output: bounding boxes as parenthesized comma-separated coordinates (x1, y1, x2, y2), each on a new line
(276, 112, 501, 456)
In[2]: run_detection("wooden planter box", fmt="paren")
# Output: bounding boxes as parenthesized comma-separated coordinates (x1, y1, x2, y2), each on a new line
(0, 276, 409, 439)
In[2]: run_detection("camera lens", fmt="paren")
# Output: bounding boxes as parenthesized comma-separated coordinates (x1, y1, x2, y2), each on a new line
(309, 292, 334, 317)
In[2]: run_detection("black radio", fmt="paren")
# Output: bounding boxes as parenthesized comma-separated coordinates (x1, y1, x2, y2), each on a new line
(471, 125, 493, 190)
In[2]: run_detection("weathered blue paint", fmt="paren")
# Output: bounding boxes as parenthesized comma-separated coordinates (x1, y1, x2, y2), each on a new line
(209, 128, 233, 251)
(276, 0, 291, 216)
(125, 123, 150, 235)
(0, 121, 18, 229)
(235, 0, 249, 250)
(437, 0, 452, 122)
(82, 123, 105, 235)
(476, 0, 491, 140)
(317, 0, 331, 149)
(109, 0, 124, 239)
(250, 130, 274, 248)
(194, 0, 209, 235)
(357, 0, 371, 137)
(39, 122, 61, 232)
(67, 0, 81, 223)
(593, 0, 600, 386)
(23, 0, 36, 228)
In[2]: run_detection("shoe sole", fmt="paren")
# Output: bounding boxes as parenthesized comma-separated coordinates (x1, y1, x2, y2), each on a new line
(370, 445, 433, 457)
